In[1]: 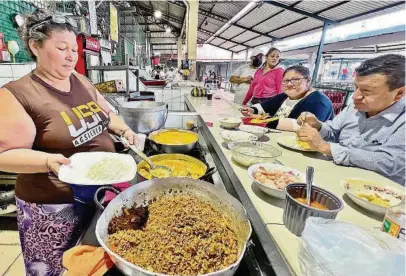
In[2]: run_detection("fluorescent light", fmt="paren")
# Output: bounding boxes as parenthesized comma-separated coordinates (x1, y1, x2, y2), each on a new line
(154, 10, 162, 19)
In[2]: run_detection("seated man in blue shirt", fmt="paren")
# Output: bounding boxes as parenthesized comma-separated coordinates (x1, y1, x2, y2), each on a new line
(296, 54, 405, 185)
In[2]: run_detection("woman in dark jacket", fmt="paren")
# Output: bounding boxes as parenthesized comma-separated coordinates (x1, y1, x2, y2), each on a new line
(241, 65, 333, 131)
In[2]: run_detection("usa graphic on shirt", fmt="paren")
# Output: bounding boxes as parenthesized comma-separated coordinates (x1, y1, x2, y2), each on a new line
(60, 100, 110, 147)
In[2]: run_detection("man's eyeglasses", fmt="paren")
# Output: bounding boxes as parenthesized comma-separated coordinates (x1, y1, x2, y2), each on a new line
(282, 78, 307, 85)
(29, 14, 77, 34)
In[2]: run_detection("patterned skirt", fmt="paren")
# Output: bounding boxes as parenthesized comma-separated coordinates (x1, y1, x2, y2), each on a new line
(16, 197, 84, 276)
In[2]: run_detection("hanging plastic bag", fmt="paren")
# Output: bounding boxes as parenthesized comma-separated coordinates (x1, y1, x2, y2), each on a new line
(299, 217, 405, 276)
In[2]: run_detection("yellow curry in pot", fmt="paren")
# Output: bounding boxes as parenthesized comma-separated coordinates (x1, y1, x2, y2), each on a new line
(138, 154, 206, 179)
(151, 130, 198, 145)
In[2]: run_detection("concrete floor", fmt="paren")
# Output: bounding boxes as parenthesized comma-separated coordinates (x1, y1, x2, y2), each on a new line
(0, 219, 24, 276)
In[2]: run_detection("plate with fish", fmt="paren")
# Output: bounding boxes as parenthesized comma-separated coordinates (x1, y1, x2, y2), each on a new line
(341, 178, 405, 214)
(277, 135, 318, 152)
(59, 152, 137, 185)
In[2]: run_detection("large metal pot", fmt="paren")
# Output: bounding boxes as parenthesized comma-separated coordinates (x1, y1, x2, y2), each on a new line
(148, 128, 199, 153)
(117, 101, 168, 134)
(95, 178, 252, 276)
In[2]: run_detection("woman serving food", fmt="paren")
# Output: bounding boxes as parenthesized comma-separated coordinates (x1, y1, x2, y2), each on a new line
(241, 65, 334, 131)
(0, 9, 140, 275)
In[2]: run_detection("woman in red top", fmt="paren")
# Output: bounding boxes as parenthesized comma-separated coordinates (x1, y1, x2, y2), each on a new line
(242, 48, 284, 105)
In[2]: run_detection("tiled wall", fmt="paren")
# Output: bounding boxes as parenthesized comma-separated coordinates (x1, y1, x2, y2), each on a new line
(0, 63, 36, 87)
(0, 1, 36, 63)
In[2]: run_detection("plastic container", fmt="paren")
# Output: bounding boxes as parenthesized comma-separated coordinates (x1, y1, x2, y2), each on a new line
(382, 199, 405, 242)
(283, 183, 344, 236)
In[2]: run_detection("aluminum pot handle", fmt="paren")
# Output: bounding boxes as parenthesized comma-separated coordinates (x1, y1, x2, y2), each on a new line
(156, 104, 169, 130)
(93, 186, 121, 210)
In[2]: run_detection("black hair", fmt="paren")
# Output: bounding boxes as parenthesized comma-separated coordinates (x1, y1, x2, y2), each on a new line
(19, 9, 77, 61)
(283, 65, 310, 79)
(355, 54, 405, 90)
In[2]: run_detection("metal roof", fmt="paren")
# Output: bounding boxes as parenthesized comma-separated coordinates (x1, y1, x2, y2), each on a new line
(201, 0, 405, 53)
(117, 0, 404, 55)
(118, 0, 187, 52)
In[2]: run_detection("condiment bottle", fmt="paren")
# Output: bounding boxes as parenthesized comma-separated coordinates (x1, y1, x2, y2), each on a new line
(382, 199, 405, 242)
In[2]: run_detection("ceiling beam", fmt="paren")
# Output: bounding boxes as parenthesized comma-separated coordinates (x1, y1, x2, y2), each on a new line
(133, 11, 181, 36)
(199, 2, 216, 29)
(137, 5, 183, 25)
(146, 31, 174, 33)
(242, 1, 348, 39)
(208, 43, 237, 53)
(167, 0, 186, 8)
(198, 27, 215, 36)
(263, 1, 336, 24)
(150, 43, 177, 46)
(198, 9, 278, 41)
(232, 23, 278, 40)
(280, 26, 322, 40)
(268, 17, 307, 33)
(241, 9, 285, 34)
(198, 9, 228, 22)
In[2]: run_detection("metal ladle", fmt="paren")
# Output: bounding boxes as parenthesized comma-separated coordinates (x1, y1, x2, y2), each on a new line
(120, 137, 173, 178)
(306, 166, 314, 206)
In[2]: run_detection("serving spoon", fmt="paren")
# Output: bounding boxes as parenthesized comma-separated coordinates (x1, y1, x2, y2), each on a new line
(306, 166, 314, 206)
(120, 136, 173, 178)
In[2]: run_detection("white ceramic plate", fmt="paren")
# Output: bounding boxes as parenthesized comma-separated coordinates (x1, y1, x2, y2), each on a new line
(220, 130, 258, 143)
(238, 125, 267, 138)
(219, 117, 242, 129)
(277, 135, 317, 152)
(248, 163, 306, 199)
(341, 178, 405, 214)
(59, 152, 137, 185)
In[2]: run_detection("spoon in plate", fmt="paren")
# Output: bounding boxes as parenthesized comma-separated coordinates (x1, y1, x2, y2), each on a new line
(120, 136, 172, 178)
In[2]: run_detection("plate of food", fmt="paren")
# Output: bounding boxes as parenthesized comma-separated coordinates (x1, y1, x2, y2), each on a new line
(238, 124, 268, 138)
(220, 130, 258, 143)
(341, 178, 405, 214)
(59, 152, 137, 185)
(248, 163, 305, 199)
(219, 117, 242, 129)
(277, 135, 317, 152)
(242, 114, 278, 127)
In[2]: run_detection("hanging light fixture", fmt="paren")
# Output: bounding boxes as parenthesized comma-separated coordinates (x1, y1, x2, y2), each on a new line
(154, 10, 162, 18)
